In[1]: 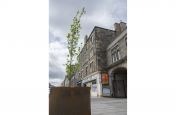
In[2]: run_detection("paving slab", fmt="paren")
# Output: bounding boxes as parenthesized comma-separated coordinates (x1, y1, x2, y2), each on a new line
(91, 97, 127, 115)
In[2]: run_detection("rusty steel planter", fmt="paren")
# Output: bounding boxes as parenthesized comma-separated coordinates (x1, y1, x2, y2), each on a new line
(49, 87, 91, 115)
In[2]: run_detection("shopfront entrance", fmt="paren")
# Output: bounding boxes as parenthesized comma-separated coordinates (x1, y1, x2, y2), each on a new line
(85, 80, 97, 96)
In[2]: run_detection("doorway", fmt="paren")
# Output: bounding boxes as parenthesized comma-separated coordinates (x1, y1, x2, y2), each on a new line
(112, 68, 127, 98)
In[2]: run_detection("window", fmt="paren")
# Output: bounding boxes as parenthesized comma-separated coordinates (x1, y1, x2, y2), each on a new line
(81, 70, 83, 78)
(92, 80, 96, 84)
(79, 72, 80, 77)
(90, 49, 93, 58)
(86, 43, 89, 50)
(111, 49, 115, 63)
(85, 66, 88, 76)
(92, 62, 94, 72)
(90, 63, 92, 73)
(91, 36, 94, 43)
(90, 62, 93, 73)
(83, 53, 86, 62)
(125, 37, 127, 46)
(111, 46, 120, 63)
(112, 53, 115, 63)
(116, 50, 120, 60)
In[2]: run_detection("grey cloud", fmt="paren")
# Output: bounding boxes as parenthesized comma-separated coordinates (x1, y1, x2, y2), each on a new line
(49, 55, 65, 80)
(49, 68, 65, 79)
(50, 78, 63, 86)
(49, 40, 67, 84)
(50, 0, 126, 42)
(49, 31, 67, 46)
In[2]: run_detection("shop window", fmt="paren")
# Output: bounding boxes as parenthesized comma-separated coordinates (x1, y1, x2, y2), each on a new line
(92, 80, 96, 84)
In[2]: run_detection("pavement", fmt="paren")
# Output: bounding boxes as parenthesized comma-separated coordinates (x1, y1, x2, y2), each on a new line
(91, 97, 127, 115)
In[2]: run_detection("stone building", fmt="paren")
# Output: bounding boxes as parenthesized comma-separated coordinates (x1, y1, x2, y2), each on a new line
(74, 21, 127, 97)
(105, 22, 127, 97)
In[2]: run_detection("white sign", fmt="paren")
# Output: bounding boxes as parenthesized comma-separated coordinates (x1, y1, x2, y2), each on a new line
(91, 84, 97, 92)
(82, 73, 99, 83)
(102, 87, 111, 96)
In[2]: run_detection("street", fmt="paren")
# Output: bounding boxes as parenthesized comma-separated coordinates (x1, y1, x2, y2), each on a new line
(91, 97, 127, 115)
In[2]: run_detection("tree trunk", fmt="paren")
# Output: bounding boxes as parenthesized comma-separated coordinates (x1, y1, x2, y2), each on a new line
(68, 80, 71, 87)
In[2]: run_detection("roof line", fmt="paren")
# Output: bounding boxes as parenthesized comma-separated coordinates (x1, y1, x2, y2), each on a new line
(79, 26, 115, 54)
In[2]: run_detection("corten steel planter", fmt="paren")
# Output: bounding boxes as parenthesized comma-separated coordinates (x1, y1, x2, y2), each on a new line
(49, 87, 91, 115)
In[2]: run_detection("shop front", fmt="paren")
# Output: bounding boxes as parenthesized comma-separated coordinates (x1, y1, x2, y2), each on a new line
(101, 73, 111, 97)
(82, 72, 102, 97)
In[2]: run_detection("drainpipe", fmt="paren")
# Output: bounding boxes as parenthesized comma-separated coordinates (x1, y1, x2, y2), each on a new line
(109, 72, 114, 97)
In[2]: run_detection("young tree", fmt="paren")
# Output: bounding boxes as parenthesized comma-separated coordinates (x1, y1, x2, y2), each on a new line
(65, 8, 86, 85)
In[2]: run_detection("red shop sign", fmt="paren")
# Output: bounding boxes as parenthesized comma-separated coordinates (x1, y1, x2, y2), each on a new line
(101, 73, 109, 84)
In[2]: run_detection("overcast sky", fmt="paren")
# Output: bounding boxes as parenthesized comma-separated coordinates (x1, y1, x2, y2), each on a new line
(49, 0, 127, 86)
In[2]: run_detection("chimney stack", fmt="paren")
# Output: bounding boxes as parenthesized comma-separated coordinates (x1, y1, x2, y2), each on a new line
(119, 21, 127, 32)
(114, 21, 127, 34)
(114, 23, 121, 33)
(84, 35, 88, 44)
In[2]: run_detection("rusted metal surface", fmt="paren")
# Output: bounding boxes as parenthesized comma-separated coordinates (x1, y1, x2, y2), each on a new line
(49, 87, 91, 115)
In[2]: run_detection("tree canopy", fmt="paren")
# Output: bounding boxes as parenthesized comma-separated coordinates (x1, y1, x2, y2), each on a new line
(65, 8, 86, 81)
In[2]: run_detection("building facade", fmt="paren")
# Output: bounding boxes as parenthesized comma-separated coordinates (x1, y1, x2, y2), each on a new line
(105, 23, 127, 97)
(73, 22, 127, 97)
